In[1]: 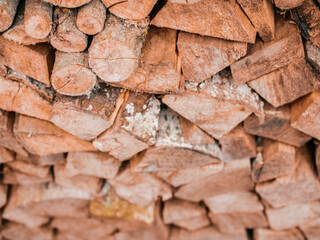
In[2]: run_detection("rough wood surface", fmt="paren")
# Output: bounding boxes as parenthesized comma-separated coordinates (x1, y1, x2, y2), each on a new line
(2, 222, 54, 240)
(0, 147, 15, 163)
(0, 184, 7, 208)
(305, 40, 320, 73)
(43, 0, 91, 8)
(299, 218, 320, 240)
(0, 0, 20, 32)
(315, 141, 320, 179)
(274, 0, 305, 9)
(3, 166, 52, 185)
(253, 228, 304, 240)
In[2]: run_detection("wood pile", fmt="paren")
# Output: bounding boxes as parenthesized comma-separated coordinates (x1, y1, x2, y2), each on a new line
(0, 0, 319, 239)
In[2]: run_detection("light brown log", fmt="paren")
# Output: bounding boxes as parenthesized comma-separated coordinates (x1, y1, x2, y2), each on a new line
(0, 36, 53, 86)
(93, 92, 160, 161)
(151, 0, 256, 43)
(231, 17, 304, 84)
(112, 26, 183, 94)
(14, 114, 96, 156)
(2, 222, 54, 240)
(0, 0, 20, 32)
(7, 160, 50, 178)
(50, 8, 88, 52)
(0, 184, 7, 208)
(163, 199, 209, 231)
(252, 139, 296, 182)
(256, 146, 320, 208)
(266, 201, 320, 230)
(76, 0, 106, 35)
(175, 158, 253, 202)
(299, 218, 320, 240)
(25, 0, 52, 39)
(275, 0, 305, 9)
(305, 40, 320, 72)
(131, 107, 221, 172)
(244, 103, 311, 147)
(253, 228, 304, 240)
(162, 70, 264, 139)
(3, 167, 52, 185)
(0, 147, 15, 163)
(102, 0, 156, 19)
(16, 153, 64, 166)
(177, 31, 247, 83)
(43, 0, 91, 8)
(89, 14, 147, 83)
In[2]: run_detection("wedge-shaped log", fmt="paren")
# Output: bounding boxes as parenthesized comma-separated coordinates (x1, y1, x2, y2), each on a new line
(2, 222, 54, 240)
(0, 147, 15, 163)
(14, 114, 96, 156)
(299, 218, 320, 240)
(3, 167, 52, 185)
(253, 228, 304, 240)
(0, 0, 20, 32)
(162, 70, 264, 139)
(151, 0, 256, 43)
(44, 0, 91, 7)
(274, 0, 304, 9)
(16, 153, 64, 166)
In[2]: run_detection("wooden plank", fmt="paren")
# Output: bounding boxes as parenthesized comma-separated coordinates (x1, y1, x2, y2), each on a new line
(253, 228, 304, 240)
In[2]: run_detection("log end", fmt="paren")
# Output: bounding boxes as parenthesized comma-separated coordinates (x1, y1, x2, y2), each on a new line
(25, 16, 52, 40)
(0, 8, 14, 32)
(50, 34, 88, 53)
(76, 16, 105, 35)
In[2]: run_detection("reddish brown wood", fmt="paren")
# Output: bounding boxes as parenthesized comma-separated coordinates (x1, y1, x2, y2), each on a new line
(43, 0, 91, 8)
(274, 0, 305, 9)
(254, 228, 304, 240)
(0, 0, 20, 32)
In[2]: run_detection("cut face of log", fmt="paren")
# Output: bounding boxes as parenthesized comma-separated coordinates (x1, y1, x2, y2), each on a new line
(2, 222, 54, 240)
(163, 199, 210, 231)
(14, 114, 96, 156)
(0, 0, 20, 32)
(151, 0, 256, 43)
(43, 0, 91, 8)
(299, 218, 320, 240)
(253, 228, 304, 240)
(0, 37, 53, 86)
(274, 0, 305, 9)
(113, 26, 183, 94)
(244, 103, 311, 147)
(175, 158, 254, 202)
(162, 70, 264, 139)
(89, 15, 148, 83)
(0, 147, 15, 163)
(131, 107, 221, 172)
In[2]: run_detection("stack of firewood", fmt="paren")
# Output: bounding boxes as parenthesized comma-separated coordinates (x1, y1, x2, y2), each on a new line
(0, 0, 319, 239)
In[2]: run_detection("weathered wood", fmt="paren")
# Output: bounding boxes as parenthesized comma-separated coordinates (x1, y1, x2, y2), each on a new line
(0, 184, 8, 208)
(253, 228, 304, 240)
(315, 141, 320, 179)
(0, 36, 53, 86)
(43, 0, 91, 8)
(76, 0, 106, 35)
(0, 63, 7, 76)
(162, 70, 264, 139)
(113, 26, 183, 94)
(7, 160, 50, 178)
(0, 147, 15, 163)
(0, 0, 20, 32)
(177, 31, 247, 83)
(151, 0, 256, 43)
(299, 218, 320, 240)
(310, 33, 320, 48)
(16, 153, 64, 166)
(89, 15, 148, 83)
(3, 167, 52, 185)
(305, 40, 320, 73)
(2, 222, 54, 240)
(274, 0, 305, 9)
(50, 8, 88, 53)
(25, 0, 52, 39)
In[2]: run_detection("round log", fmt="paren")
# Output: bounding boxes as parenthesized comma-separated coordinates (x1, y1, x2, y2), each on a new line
(0, 0, 20, 32)
(43, 0, 91, 8)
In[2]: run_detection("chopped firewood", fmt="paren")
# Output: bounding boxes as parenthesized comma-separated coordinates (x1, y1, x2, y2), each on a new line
(0, 0, 20, 32)
(102, 0, 156, 19)
(310, 33, 320, 48)
(16, 153, 64, 166)
(175, 158, 253, 202)
(112, 26, 183, 94)
(252, 139, 296, 182)
(244, 103, 311, 147)
(237, 0, 275, 42)
(0, 147, 15, 163)
(131, 107, 221, 172)
(162, 70, 264, 139)
(0, 63, 7, 76)
(89, 15, 148, 83)
(299, 218, 320, 240)
(151, 0, 256, 43)
(43, 0, 91, 8)
(0, 36, 53, 86)
(177, 31, 247, 83)
(254, 228, 304, 240)
(231, 17, 304, 84)
(108, 168, 172, 206)
(0, 184, 8, 208)
(305, 40, 320, 73)
(7, 160, 50, 178)
(2, 222, 54, 240)
(256, 146, 320, 208)
(274, 0, 305, 9)
(266, 201, 320, 230)
(315, 141, 320, 179)
(3, 167, 52, 185)
(248, 59, 319, 108)
(163, 199, 210, 231)
(76, 0, 107, 35)
(65, 151, 121, 179)
(14, 114, 96, 156)
(50, 8, 88, 53)
(93, 92, 160, 161)
(220, 124, 257, 161)
(24, 0, 52, 39)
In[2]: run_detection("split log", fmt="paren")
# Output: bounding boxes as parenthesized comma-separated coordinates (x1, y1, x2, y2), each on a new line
(25, 0, 52, 39)
(162, 70, 264, 139)
(2, 222, 54, 240)
(0, 63, 7, 76)
(50, 86, 125, 140)
(0, 184, 8, 208)
(244, 103, 311, 147)
(16, 153, 64, 166)
(0, 36, 53, 86)
(93, 92, 160, 161)
(231, 17, 304, 84)
(237, 0, 275, 42)
(0, 147, 15, 163)
(253, 228, 304, 240)
(102, 0, 156, 19)
(177, 31, 247, 83)
(89, 15, 148, 83)
(299, 218, 320, 240)
(163, 199, 210, 231)
(50, 8, 88, 52)
(315, 141, 320, 179)
(131, 107, 221, 172)
(274, 0, 305, 9)
(266, 201, 320, 230)
(65, 151, 121, 179)
(112, 26, 183, 94)
(14, 114, 96, 156)
(0, 0, 20, 32)
(175, 158, 253, 202)
(76, 0, 107, 35)
(151, 0, 256, 43)
(305, 40, 320, 73)
(7, 160, 50, 178)
(3, 167, 52, 185)
(252, 139, 296, 182)
(43, 0, 91, 8)
(256, 146, 320, 208)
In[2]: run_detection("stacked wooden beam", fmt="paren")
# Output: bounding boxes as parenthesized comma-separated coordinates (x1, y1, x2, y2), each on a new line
(0, 0, 319, 239)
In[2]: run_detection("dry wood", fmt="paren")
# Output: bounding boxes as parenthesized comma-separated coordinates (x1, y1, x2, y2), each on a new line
(305, 40, 320, 72)
(315, 141, 320, 179)
(274, 0, 305, 9)
(299, 218, 320, 240)
(3, 167, 52, 185)
(2, 222, 54, 240)
(16, 153, 64, 166)
(7, 160, 50, 178)
(0, 0, 20, 32)
(151, 0, 256, 43)
(0, 184, 8, 208)
(253, 228, 304, 240)
(0, 63, 7, 76)
(310, 33, 320, 48)
(43, 0, 91, 8)
(0, 147, 14, 163)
